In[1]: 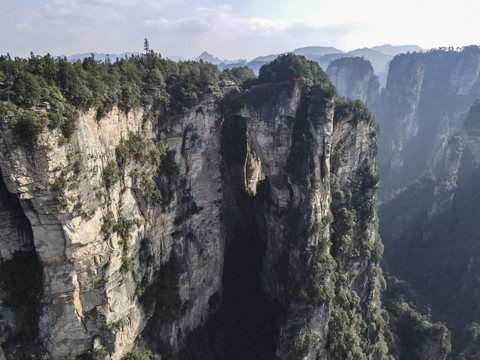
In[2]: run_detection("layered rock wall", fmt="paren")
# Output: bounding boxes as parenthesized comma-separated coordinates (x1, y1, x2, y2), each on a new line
(0, 81, 385, 359)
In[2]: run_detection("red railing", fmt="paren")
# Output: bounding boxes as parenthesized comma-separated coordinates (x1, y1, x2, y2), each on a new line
(243, 76, 301, 93)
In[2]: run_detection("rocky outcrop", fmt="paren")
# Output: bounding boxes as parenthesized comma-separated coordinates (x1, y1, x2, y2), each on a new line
(0, 76, 386, 359)
(376, 47, 480, 197)
(302, 46, 480, 357)
(222, 83, 387, 359)
(0, 99, 224, 359)
(378, 78, 480, 356)
(326, 57, 380, 109)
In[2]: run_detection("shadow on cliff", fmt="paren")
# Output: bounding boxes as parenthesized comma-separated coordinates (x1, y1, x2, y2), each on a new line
(175, 116, 284, 360)
(0, 169, 44, 359)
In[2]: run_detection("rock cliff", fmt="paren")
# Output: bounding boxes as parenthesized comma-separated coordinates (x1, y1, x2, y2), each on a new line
(372, 47, 480, 356)
(0, 54, 388, 359)
(0, 101, 224, 359)
(375, 47, 480, 197)
(326, 57, 380, 110)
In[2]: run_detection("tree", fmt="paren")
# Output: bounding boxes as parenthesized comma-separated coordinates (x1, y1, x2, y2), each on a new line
(142, 68, 168, 107)
(12, 72, 41, 107)
(144, 38, 150, 54)
(12, 110, 46, 148)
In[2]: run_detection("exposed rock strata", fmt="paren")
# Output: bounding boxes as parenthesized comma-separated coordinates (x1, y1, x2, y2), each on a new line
(0, 82, 384, 359)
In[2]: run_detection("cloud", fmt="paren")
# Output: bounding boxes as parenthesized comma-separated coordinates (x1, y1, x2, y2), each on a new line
(59, 0, 181, 10)
(145, 17, 209, 32)
(43, 0, 124, 22)
(141, 4, 370, 59)
(12, 0, 473, 61)
(144, 4, 361, 40)
(40, 0, 181, 25)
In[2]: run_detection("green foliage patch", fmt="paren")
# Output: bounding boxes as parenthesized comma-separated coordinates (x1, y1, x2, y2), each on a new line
(0, 48, 257, 148)
(102, 160, 122, 190)
(122, 349, 162, 360)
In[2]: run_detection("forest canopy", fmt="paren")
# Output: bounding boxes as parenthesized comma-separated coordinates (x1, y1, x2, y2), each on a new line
(0, 50, 340, 149)
(0, 49, 257, 147)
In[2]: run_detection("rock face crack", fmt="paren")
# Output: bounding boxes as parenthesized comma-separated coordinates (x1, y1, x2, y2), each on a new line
(178, 114, 283, 360)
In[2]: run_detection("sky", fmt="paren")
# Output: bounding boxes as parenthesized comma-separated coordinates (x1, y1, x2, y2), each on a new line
(1, 0, 480, 60)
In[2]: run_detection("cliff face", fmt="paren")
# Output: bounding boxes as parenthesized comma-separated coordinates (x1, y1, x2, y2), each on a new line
(329, 48, 480, 198)
(326, 57, 380, 110)
(379, 100, 480, 345)
(0, 100, 224, 359)
(0, 76, 385, 358)
(375, 47, 480, 197)
(237, 84, 337, 359)
(372, 48, 480, 355)
(180, 82, 387, 360)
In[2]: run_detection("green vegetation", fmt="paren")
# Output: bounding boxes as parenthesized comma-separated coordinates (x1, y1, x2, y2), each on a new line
(140, 177, 163, 206)
(382, 276, 452, 359)
(100, 211, 116, 241)
(113, 218, 143, 243)
(327, 288, 367, 359)
(242, 53, 336, 110)
(100, 210, 142, 268)
(330, 140, 348, 174)
(72, 201, 84, 217)
(334, 97, 374, 126)
(0, 46, 258, 148)
(102, 160, 122, 190)
(257, 53, 332, 91)
(359, 158, 380, 191)
(10, 110, 49, 148)
(219, 66, 255, 87)
(116, 134, 162, 166)
(108, 318, 125, 333)
(114, 133, 169, 206)
(331, 207, 357, 257)
(328, 56, 375, 78)
(121, 349, 162, 360)
(121, 256, 133, 272)
(52, 174, 68, 192)
(63, 346, 116, 360)
(305, 238, 336, 301)
(80, 347, 109, 360)
(0, 56, 80, 147)
(329, 125, 380, 260)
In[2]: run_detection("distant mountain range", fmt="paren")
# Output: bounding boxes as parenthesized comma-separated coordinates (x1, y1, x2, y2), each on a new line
(194, 51, 247, 66)
(292, 46, 343, 56)
(217, 45, 423, 86)
(65, 44, 424, 87)
(65, 52, 141, 62)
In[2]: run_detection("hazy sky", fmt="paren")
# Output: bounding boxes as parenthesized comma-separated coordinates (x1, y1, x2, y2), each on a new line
(2, 0, 480, 60)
